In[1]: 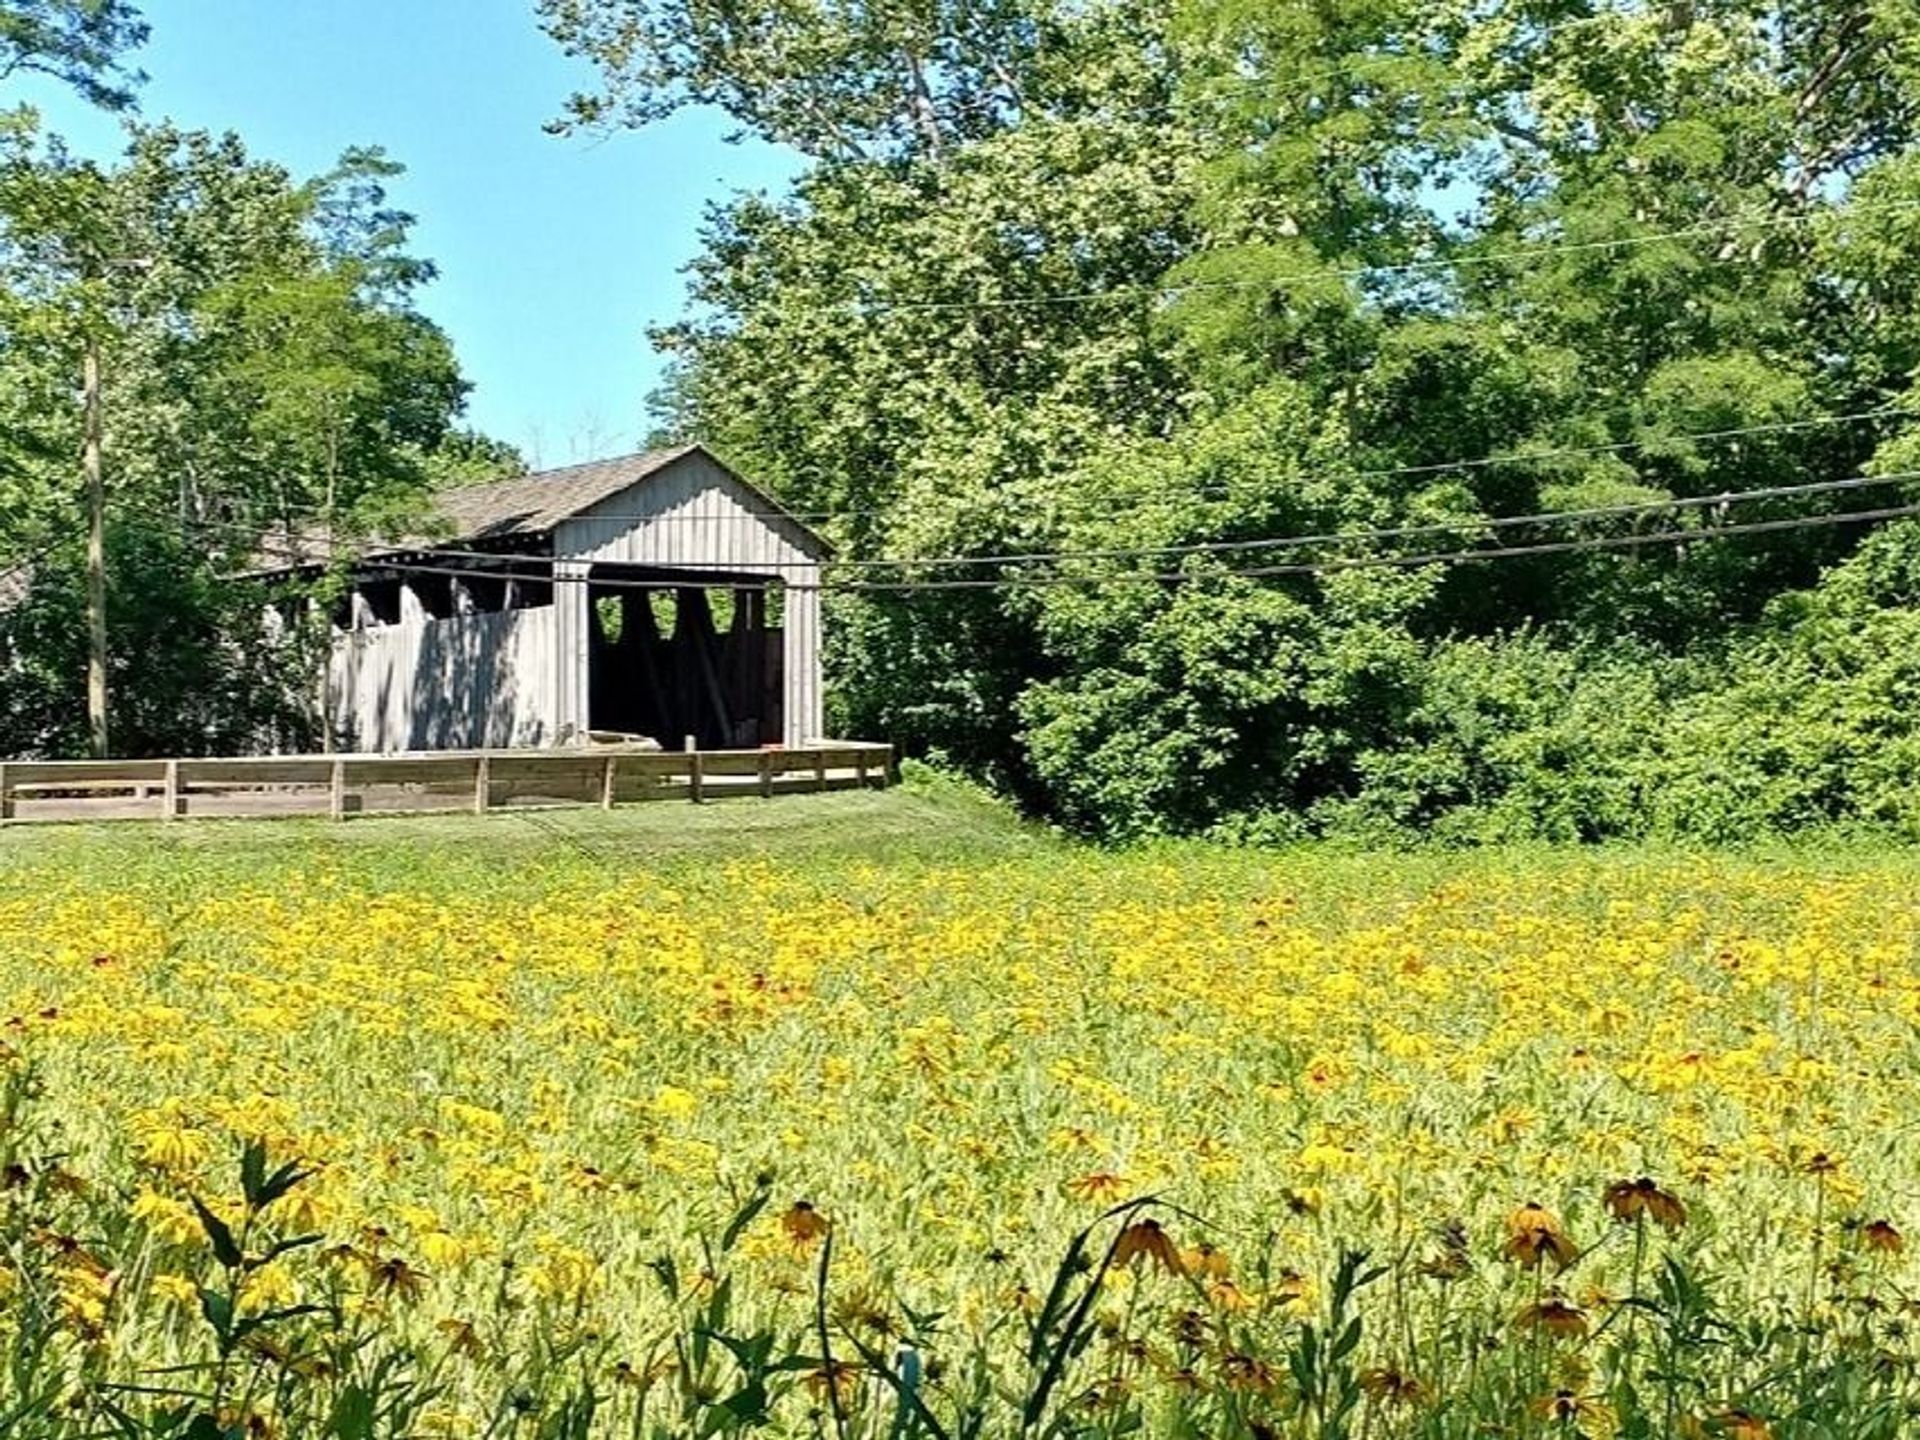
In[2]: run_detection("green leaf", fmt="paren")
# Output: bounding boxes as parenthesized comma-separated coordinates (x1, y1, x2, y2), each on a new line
(721, 1184, 773, 1253)
(326, 1385, 376, 1440)
(259, 1232, 323, 1264)
(254, 1159, 313, 1209)
(239, 1139, 266, 1207)
(720, 1381, 769, 1423)
(1331, 1315, 1362, 1362)
(197, 1286, 233, 1342)
(189, 1195, 242, 1269)
(649, 1251, 680, 1300)
(232, 1303, 327, 1344)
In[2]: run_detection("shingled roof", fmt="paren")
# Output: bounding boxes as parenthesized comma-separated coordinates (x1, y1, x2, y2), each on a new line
(434, 446, 698, 541)
(254, 443, 827, 571)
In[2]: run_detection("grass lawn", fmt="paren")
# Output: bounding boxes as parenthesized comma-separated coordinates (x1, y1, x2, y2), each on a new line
(0, 772, 1051, 879)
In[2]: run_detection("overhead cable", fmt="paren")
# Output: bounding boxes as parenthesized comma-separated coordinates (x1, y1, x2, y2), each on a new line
(213, 498, 1920, 595)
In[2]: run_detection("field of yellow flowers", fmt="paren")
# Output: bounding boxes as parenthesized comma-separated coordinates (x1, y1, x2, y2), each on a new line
(0, 799, 1917, 1439)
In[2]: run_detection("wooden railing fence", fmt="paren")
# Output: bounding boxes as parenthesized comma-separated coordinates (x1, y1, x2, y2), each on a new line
(0, 743, 895, 826)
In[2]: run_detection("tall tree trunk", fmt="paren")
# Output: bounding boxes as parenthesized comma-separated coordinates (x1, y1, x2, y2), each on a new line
(83, 334, 109, 759)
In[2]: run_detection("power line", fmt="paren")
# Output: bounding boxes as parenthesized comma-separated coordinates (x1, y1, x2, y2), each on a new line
(824, 500, 1920, 591)
(433, 402, 1915, 528)
(199, 466, 1920, 576)
(216, 498, 1920, 596)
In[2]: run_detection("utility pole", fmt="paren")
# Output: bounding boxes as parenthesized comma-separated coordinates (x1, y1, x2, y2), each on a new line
(82, 327, 108, 758)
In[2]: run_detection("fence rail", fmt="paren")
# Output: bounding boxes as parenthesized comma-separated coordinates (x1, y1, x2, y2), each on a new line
(0, 743, 896, 827)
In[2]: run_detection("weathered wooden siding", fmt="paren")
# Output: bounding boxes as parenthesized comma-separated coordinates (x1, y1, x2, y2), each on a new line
(328, 604, 559, 752)
(553, 450, 828, 746)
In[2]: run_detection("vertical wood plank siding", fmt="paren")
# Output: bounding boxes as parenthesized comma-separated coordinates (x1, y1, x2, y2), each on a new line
(553, 452, 827, 746)
(328, 605, 560, 751)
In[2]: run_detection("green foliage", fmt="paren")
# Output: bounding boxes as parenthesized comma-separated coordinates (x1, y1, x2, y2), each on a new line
(420, 427, 526, 488)
(0, 116, 486, 757)
(0, 523, 319, 757)
(546, 0, 1920, 844)
(0, 0, 147, 111)
(1307, 634, 1678, 847)
(1649, 524, 1920, 842)
(539, 0, 1162, 163)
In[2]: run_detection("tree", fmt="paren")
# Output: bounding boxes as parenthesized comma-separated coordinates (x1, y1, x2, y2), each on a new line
(0, 0, 147, 110)
(539, 0, 1146, 162)
(548, 0, 1920, 839)
(0, 118, 474, 757)
(419, 428, 525, 488)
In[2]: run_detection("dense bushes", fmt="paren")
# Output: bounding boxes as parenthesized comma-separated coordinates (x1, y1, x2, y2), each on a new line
(560, 0, 1920, 847)
(1013, 522, 1920, 846)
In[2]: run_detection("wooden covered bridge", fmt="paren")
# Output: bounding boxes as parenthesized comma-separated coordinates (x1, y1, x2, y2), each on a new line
(291, 444, 829, 754)
(0, 447, 901, 826)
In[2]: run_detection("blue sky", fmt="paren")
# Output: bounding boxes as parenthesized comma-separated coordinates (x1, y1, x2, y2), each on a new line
(14, 0, 800, 467)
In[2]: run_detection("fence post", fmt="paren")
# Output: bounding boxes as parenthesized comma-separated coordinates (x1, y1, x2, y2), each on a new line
(0, 763, 11, 822)
(758, 750, 773, 799)
(601, 754, 618, 810)
(329, 758, 347, 821)
(855, 748, 870, 788)
(688, 749, 704, 805)
(161, 759, 180, 821)
(473, 754, 490, 816)
(813, 747, 827, 793)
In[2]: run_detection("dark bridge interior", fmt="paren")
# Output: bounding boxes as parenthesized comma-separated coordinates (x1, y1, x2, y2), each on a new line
(586, 563, 784, 750)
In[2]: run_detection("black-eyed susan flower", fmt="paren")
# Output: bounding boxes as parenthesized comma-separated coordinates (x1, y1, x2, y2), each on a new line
(1180, 1241, 1230, 1279)
(803, 1361, 862, 1407)
(1863, 1219, 1904, 1254)
(1171, 1308, 1209, 1345)
(1075, 1376, 1131, 1411)
(1504, 1203, 1579, 1270)
(369, 1255, 429, 1301)
(1578, 1285, 1620, 1313)
(1359, 1366, 1431, 1407)
(1283, 1186, 1323, 1216)
(1207, 1277, 1254, 1312)
(1067, 1171, 1129, 1202)
(780, 1200, 830, 1248)
(1271, 1268, 1311, 1310)
(1530, 1389, 1609, 1427)
(1112, 1218, 1182, 1274)
(1220, 1350, 1278, 1393)
(1515, 1295, 1589, 1338)
(436, 1316, 483, 1360)
(1603, 1176, 1688, 1230)
(833, 1289, 896, 1337)
(1419, 1220, 1473, 1281)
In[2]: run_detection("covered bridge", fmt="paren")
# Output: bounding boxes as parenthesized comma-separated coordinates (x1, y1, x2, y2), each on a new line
(290, 445, 828, 753)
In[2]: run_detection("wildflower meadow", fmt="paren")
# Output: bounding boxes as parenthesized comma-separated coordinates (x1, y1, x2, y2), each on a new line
(0, 799, 1917, 1439)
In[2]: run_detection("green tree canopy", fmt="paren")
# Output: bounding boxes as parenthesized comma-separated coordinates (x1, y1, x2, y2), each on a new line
(0, 0, 146, 110)
(544, 0, 1920, 838)
(0, 117, 479, 757)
